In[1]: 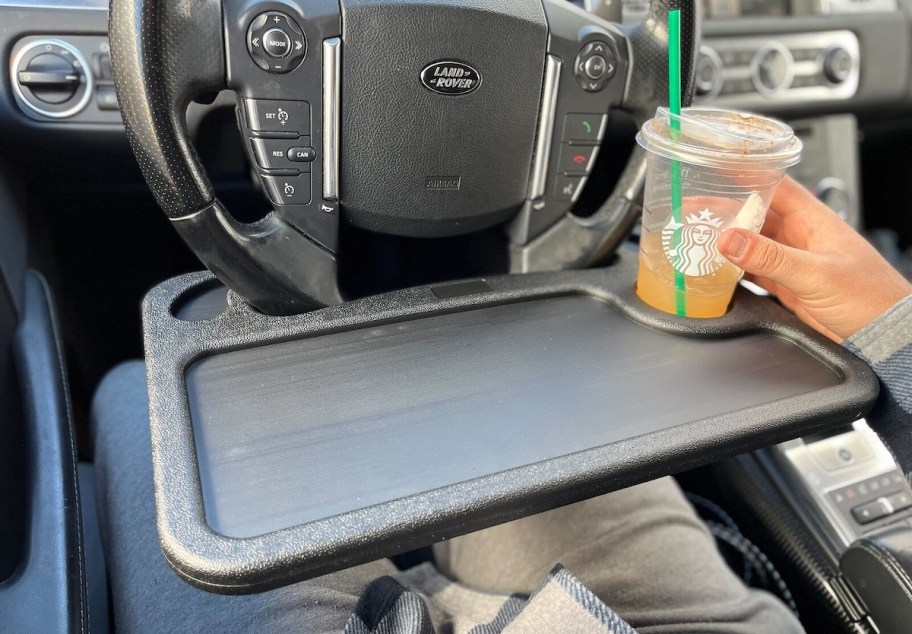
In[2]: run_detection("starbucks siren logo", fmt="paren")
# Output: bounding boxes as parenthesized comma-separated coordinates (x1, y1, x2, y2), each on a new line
(662, 208, 726, 277)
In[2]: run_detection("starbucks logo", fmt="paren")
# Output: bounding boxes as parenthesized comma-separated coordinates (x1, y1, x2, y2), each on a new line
(662, 208, 726, 277)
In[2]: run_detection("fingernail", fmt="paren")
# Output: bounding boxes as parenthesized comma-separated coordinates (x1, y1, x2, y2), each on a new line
(723, 232, 749, 258)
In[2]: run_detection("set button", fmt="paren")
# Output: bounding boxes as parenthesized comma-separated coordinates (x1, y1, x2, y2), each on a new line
(247, 12, 306, 73)
(244, 99, 310, 135)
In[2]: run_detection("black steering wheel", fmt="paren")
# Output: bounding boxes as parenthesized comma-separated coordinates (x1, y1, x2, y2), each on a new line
(109, 0, 699, 315)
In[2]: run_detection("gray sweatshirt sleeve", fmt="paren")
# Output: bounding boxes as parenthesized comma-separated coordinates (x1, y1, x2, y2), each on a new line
(844, 294, 912, 479)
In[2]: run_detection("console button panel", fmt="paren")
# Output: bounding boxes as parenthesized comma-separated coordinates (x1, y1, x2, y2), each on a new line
(694, 31, 860, 107)
(771, 421, 912, 553)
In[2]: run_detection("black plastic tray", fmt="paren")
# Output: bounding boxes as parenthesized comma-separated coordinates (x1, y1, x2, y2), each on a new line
(142, 253, 878, 593)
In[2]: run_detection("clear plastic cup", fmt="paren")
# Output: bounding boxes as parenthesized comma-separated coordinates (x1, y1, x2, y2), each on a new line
(635, 107, 802, 318)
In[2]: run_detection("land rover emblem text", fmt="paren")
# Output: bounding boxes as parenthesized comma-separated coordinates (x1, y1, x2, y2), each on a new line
(420, 61, 481, 95)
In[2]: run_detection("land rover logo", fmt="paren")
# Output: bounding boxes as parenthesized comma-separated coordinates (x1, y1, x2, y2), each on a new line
(420, 61, 481, 95)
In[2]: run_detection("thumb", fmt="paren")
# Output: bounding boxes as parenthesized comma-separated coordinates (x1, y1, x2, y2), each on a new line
(718, 229, 814, 292)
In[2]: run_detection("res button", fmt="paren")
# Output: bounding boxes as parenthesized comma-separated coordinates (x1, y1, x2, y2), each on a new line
(251, 137, 312, 171)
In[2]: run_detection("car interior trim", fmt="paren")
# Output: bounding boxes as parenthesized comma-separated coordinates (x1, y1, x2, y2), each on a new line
(528, 55, 561, 201)
(322, 36, 340, 202)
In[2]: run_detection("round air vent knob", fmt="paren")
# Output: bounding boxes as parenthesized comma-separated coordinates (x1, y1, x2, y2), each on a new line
(822, 46, 853, 85)
(751, 43, 793, 95)
(694, 46, 723, 98)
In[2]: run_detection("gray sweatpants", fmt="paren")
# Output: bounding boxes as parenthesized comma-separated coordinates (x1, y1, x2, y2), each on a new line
(92, 361, 803, 633)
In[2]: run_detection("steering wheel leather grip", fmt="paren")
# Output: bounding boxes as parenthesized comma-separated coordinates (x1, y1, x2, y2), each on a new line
(110, 0, 699, 314)
(511, 0, 700, 273)
(109, 0, 224, 215)
(109, 0, 343, 314)
(625, 0, 700, 124)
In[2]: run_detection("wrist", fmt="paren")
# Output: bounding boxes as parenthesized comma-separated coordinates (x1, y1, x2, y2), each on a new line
(845, 293, 912, 364)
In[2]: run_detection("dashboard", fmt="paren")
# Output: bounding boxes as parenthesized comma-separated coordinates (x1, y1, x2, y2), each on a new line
(0, 0, 910, 235)
(1, 0, 910, 129)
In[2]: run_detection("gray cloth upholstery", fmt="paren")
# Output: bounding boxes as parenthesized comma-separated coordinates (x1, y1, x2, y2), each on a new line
(91, 360, 803, 633)
(845, 294, 912, 481)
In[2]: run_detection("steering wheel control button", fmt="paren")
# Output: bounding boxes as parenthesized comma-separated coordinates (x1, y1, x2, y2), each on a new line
(247, 12, 306, 73)
(244, 99, 310, 135)
(251, 138, 312, 172)
(557, 144, 598, 174)
(263, 29, 292, 59)
(262, 174, 312, 206)
(574, 41, 615, 92)
(288, 146, 316, 162)
(561, 114, 607, 144)
(554, 175, 587, 203)
(583, 56, 607, 80)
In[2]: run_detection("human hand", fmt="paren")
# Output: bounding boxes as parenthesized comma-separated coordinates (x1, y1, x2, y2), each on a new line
(718, 176, 912, 343)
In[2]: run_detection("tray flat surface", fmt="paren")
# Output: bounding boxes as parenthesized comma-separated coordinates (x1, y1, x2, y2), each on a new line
(187, 295, 840, 539)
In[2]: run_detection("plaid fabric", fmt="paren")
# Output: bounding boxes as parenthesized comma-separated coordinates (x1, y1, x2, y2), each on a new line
(845, 294, 912, 482)
(344, 563, 638, 634)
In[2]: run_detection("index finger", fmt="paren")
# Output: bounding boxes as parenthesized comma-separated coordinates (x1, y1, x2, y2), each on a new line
(770, 176, 825, 218)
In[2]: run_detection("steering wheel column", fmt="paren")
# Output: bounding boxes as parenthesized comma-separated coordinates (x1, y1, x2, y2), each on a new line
(110, 0, 697, 315)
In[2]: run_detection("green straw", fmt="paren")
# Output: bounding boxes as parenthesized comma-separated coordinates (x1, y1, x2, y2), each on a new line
(668, 9, 686, 316)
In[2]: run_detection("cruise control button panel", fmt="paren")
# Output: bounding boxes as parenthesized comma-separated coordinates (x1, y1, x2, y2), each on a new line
(247, 12, 306, 73)
(241, 100, 315, 208)
(244, 99, 310, 135)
